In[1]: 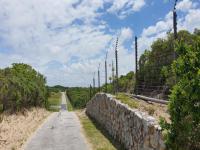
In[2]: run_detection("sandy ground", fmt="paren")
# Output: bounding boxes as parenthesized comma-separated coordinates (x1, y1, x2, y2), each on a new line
(0, 108, 51, 150)
(133, 98, 170, 123)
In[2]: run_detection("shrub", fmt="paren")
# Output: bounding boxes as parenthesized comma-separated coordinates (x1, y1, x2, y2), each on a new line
(67, 87, 92, 109)
(160, 39, 200, 149)
(0, 63, 48, 111)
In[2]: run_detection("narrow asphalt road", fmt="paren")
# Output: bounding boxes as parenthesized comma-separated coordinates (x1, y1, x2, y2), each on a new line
(24, 92, 89, 150)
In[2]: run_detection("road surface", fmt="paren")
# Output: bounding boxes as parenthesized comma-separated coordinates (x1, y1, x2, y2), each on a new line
(24, 92, 88, 150)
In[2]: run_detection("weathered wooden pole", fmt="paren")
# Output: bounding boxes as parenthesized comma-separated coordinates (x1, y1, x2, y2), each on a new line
(98, 64, 100, 92)
(112, 60, 115, 94)
(93, 72, 95, 95)
(105, 56, 108, 93)
(135, 36, 138, 95)
(173, 0, 178, 40)
(115, 37, 119, 93)
(89, 84, 92, 99)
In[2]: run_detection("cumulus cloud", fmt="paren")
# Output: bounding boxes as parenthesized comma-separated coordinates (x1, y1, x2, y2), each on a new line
(137, 0, 200, 56)
(0, 0, 199, 87)
(108, 0, 146, 19)
(176, 0, 196, 12)
(120, 27, 133, 42)
(0, 0, 113, 86)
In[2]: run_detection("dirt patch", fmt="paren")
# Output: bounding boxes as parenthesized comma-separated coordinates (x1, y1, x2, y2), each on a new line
(115, 93, 170, 123)
(133, 98, 170, 123)
(0, 107, 51, 150)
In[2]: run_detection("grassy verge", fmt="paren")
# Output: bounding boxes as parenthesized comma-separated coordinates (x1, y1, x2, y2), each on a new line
(77, 110, 124, 150)
(48, 92, 61, 111)
(115, 93, 139, 109)
(66, 94, 73, 111)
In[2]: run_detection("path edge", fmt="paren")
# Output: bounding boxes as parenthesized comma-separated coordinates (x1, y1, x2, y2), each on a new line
(20, 112, 58, 150)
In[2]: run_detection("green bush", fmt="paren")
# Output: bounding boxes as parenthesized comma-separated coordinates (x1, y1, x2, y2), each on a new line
(0, 63, 48, 111)
(101, 71, 135, 94)
(67, 87, 92, 109)
(47, 85, 67, 93)
(160, 39, 200, 149)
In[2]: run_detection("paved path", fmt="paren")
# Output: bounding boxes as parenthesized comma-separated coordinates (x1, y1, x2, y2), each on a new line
(24, 92, 88, 150)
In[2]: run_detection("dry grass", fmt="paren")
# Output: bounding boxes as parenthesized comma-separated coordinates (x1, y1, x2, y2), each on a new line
(115, 93, 170, 123)
(135, 98, 170, 123)
(0, 108, 51, 150)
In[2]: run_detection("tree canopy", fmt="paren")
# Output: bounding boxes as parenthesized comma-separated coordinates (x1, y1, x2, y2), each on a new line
(0, 63, 48, 111)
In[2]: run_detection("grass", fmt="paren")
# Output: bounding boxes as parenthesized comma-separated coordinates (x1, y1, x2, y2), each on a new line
(77, 110, 124, 150)
(145, 105, 156, 115)
(115, 93, 139, 109)
(48, 92, 61, 105)
(0, 104, 3, 113)
(48, 92, 61, 111)
(66, 93, 73, 111)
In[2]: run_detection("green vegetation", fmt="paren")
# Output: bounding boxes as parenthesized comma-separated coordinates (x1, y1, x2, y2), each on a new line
(67, 87, 93, 109)
(47, 85, 67, 93)
(160, 36, 200, 150)
(66, 96, 73, 111)
(138, 30, 200, 98)
(47, 92, 61, 112)
(102, 71, 135, 93)
(0, 63, 48, 112)
(115, 93, 138, 109)
(77, 110, 123, 150)
(145, 106, 155, 116)
(48, 92, 61, 106)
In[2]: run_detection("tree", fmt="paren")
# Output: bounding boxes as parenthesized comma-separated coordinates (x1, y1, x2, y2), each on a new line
(137, 30, 200, 98)
(160, 39, 200, 150)
(0, 63, 48, 111)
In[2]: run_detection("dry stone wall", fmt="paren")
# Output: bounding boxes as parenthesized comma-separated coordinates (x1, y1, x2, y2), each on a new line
(86, 93, 165, 150)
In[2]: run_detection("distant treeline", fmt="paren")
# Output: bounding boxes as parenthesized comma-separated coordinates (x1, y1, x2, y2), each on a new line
(66, 71, 134, 109)
(0, 63, 48, 112)
(102, 71, 135, 93)
(47, 85, 67, 93)
(66, 87, 92, 109)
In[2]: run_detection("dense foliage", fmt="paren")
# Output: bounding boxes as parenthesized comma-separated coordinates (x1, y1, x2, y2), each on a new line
(67, 87, 92, 109)
(160, 32, 200, 149)
(137, 30, 200, 99)
(102, 71, 135, 93)
(67, 72, 134, 109)
(47, 85, 67, 93)
(0, 63, 48, 111)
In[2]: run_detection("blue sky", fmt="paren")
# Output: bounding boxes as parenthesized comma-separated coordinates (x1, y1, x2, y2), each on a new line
(0, 0, 200, 87)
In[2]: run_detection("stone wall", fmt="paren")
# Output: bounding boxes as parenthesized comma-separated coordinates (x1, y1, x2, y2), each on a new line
(86, 93, 165, 150)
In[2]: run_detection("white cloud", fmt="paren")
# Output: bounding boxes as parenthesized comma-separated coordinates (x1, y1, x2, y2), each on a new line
(0, 0, 113, 86)
(179, 9, 200, 31)
(0, 0, 199, 87)
(137, 0, 200, 57)
(176, 0, 196, 12)
(108, 0, 146, 19)
(120, 27, 133, 42)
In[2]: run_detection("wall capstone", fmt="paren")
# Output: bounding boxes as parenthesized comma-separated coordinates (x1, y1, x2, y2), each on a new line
(86, 93, 165, 150)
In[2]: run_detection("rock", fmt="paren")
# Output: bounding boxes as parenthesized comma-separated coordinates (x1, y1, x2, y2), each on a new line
(86, 93, 166, 150)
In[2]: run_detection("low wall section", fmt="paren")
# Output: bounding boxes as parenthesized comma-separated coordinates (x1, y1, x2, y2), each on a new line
(86, 93, 165, 150)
